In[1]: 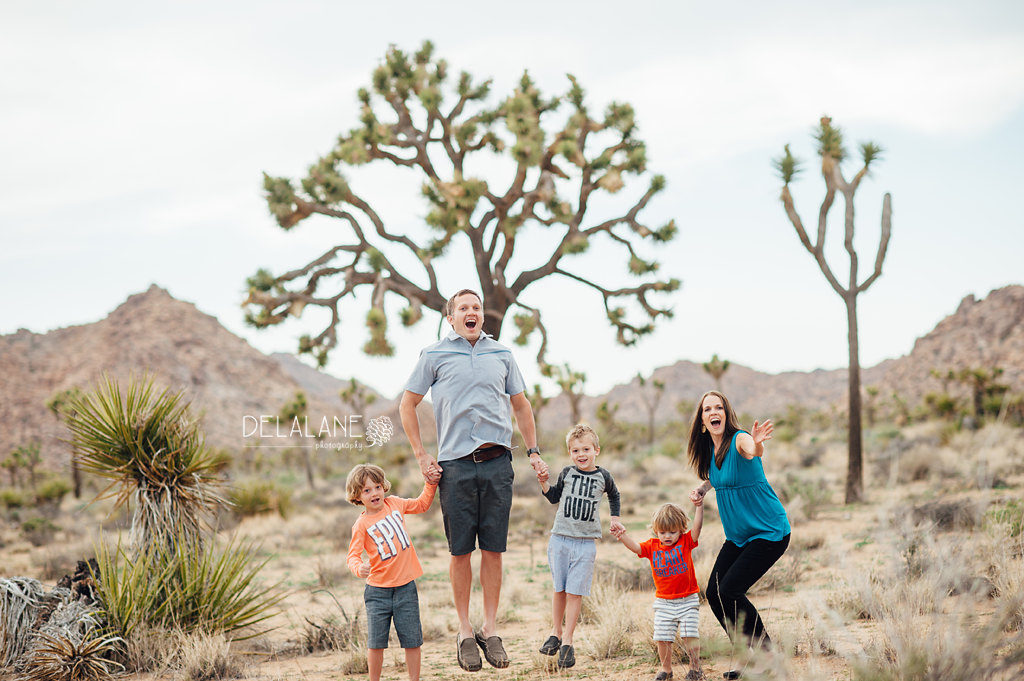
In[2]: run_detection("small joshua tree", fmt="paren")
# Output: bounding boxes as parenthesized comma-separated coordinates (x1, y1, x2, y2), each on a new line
(552, 364, 586, 426)
(339, 378, 377, 416)
(637, 372, 665, 446)
(46, 387, 84, 499)
(776, 116, 892, 504)
(702, 354, 730, 392)
(280, 391, 316, 490)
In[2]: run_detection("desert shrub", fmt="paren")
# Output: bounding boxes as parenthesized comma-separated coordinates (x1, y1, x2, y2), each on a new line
(797, 440, 825, 468)
(229, 482, 292, 519)
(774, 424, 799, 443)
(578, 579, 648, 660)
(987, 499, 1024, 538)
(1, 488, 29, 509)
(21, 517, 60, 546)
(776, 474, 832, 520)
(752, 548, 805, 593)
(177, 631, 245, 681)
(909, 498, 979, 532)
(35, 478, 72, 507)
(590, 559, 654, 593)
(301, 606, 363, 653)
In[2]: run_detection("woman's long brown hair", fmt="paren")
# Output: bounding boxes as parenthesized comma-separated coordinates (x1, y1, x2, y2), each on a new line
(686, 391, 742, 481)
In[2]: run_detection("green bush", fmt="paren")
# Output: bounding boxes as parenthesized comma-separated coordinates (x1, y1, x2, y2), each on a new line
(21, 517, 61, 546)
(777, 475, 833, 520)
(986, 499, 1024, 538)
(229, 482, 292, 519)
(35, 478, 72, 506)
(0, 489, 29, 509)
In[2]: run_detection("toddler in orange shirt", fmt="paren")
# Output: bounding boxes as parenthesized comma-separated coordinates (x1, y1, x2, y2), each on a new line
(612, 501, 705, 681)
(346, 464, 436, 681)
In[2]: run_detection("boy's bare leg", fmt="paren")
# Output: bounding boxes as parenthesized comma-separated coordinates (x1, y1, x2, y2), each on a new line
(368, 648, 384, 681)
(681, 637, 701, 671)
(478, 550, 502, 637)
(657, 640, 673, 676)
(550, 591, 567, 638)
(450, 553, 475, 638)
(405, 647, 421, 681)
(562, 594, 583, 646)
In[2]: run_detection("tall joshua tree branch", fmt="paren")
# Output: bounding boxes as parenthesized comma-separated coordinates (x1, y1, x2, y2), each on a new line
(244, 42, 679, 372)
(775, 116, 892, 504)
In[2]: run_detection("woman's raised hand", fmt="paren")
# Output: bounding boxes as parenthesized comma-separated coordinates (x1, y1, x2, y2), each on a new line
(689, 486, 705, 505)
(751, 419, 774, 445)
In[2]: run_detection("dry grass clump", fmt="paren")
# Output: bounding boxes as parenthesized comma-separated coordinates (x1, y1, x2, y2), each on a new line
(590, 560, 654, 593)
(908, 498, 980, 531)
(17, 631, 123, 681)
(177, 631, 245, 681)
(578, 579, 649, 660)
(300, 606, 363, 654)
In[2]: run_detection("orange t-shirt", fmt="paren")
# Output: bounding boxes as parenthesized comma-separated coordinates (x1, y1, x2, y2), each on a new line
(639, 533, 699, 600)
(347, 483, 436, 588)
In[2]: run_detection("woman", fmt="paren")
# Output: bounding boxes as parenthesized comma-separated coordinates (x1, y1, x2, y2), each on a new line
(688, 391, 790, 677)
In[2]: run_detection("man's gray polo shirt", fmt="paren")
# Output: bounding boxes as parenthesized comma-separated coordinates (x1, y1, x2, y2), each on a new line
(405, 331, 526, 462)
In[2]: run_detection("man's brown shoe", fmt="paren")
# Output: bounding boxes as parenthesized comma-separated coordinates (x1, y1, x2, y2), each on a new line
(457, 634, 482, 672)
(475, 631, 510, 668)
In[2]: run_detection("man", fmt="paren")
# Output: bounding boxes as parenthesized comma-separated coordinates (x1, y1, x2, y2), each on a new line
(399, 289, 547, 672)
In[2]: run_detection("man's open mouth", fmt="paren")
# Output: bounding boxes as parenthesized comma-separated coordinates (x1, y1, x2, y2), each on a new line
(466, 319, 477, 329)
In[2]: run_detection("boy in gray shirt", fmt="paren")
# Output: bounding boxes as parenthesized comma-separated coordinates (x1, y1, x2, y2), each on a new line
(535, 424, 623, 668)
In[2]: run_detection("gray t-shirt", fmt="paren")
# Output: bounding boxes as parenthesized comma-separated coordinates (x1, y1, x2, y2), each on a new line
(542, 466, 621, 539)
(404, 331, 526, 462)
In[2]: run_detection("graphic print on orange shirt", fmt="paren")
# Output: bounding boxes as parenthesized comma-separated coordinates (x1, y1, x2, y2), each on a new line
(367, 509, 412, 560)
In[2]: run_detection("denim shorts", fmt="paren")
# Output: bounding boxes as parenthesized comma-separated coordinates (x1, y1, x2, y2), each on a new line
(364, 580, 422, 649)
(547, 534, 597, 596)
(437, 452, 514, 556)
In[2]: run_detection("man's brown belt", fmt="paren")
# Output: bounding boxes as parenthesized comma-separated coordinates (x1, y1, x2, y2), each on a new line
(455, 444, 510, 463)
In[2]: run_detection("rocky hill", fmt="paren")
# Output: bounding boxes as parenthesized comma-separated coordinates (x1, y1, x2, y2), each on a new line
(0, 286, 425, 468)
(540, 285, 1024, 429)
(1, 284, 1020, 467)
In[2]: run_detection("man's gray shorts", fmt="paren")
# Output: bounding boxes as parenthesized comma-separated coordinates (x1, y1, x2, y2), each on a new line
(364, 580, 422, 649)
(437, 451, 514, 556)
(547, 534, 597, 596)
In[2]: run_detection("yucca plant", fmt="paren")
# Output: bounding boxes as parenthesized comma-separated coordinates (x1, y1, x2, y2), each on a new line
(64, 374, 226, 560)
(93, 534, 285, 643)
(18, 631, 124, 681)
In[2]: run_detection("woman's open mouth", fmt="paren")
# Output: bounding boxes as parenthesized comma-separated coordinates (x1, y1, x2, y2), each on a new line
(710, 416, 722, 428)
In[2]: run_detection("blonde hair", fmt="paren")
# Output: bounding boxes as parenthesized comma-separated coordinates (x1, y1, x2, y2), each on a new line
(650, 503, 690, 534)
(345, 463, 391, 506)
(565, 424, 600, 450)
(445, 289, 482, 317)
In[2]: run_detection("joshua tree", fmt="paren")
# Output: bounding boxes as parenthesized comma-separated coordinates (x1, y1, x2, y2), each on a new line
(527, 384, 551, 435)
(776, 117, 892, 504)
(64, 375, 225, 561)
(339, 378, 377, 416)
(552, 364, 586, 426)
(244, 41, 679, 374)
(1, 455, 19, 488)
(12, 444, 41, 491)
(637, 372, 665, 446)
(46, 387, 84, 498)
(954, 366, 1005, 420)
(702, 354, 730, 392)
(864, 386, 879, 427)
(279, 391, 316, 490)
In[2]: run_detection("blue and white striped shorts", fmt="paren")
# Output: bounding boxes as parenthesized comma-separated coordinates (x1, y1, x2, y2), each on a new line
(547, 534, 597, 596)
(653, 594, 700, 640)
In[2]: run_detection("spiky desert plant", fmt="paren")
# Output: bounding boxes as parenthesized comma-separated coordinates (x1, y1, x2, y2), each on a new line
(93, 534, 285, 643)
(63, 374, 226, 561)
(17, 631, 124, 681)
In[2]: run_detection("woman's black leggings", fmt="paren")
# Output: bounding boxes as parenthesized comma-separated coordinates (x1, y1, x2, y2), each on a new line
(705, 534, 790, 649)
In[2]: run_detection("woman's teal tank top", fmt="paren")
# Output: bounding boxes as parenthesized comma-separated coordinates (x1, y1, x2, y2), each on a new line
(708, 431, 790, 546)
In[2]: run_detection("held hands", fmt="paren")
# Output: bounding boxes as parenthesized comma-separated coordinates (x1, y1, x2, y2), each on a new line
(609, 519, 625, 535)
(418, 453, 442, 484)
(536, 466, 549, 484)
(358, 561, 370, 578)
(529, 454, 548, 477)
(751, 419, 774, 446)
(689, 486, 706, 506)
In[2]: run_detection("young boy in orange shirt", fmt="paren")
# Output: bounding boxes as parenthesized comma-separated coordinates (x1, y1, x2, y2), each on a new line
(346, 464, 436, 681)
(612, 501, 705, 681)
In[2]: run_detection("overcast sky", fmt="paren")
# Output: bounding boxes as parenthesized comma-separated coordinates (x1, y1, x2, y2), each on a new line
(2, 1, 1023, 399)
